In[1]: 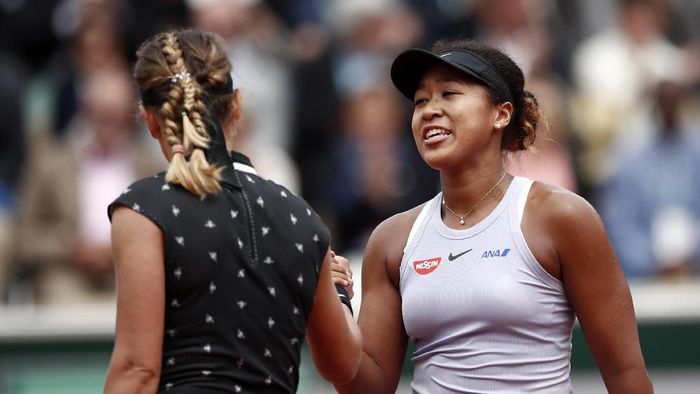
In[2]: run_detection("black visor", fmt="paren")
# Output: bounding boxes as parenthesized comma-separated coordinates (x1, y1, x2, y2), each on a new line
(390, 48, 512, 103)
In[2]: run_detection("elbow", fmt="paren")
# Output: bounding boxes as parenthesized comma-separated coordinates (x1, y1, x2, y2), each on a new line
(326, 345, 362, 386)
(105, 360, 160, 394)
(128, 364, 160, 387)
(320, 358, 361, 387)
(319, 337, 363, 386)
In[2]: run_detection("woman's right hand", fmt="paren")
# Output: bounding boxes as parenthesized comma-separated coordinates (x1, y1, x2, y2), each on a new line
(330, 251, 354, 299)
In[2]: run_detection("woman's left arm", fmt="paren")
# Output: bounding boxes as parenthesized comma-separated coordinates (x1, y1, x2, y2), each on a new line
(104, 207, 165, 394)
(550, 191, 653, 393)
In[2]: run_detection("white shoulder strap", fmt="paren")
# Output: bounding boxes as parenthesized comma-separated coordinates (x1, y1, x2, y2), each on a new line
(517, 179, 534, 224)
(403, 195, 437, 254)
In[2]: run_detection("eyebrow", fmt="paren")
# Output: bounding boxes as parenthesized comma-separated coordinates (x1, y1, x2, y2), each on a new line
(415, 77, 466, 92)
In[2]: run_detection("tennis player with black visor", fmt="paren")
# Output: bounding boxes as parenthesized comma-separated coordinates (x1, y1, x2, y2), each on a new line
(331, 38, 652, 393)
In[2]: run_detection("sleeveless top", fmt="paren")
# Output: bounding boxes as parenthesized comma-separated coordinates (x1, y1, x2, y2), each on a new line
(400, 176, 574, 393)
(109, 152, 330, 394)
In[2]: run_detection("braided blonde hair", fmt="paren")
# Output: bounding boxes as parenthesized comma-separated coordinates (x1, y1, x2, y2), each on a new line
(134, 29, 235, 197)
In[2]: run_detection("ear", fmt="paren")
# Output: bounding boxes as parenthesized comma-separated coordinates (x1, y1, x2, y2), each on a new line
(230, 90, 242, 126)
(140, 106, 162, 140)
(494, 101, 513, 130)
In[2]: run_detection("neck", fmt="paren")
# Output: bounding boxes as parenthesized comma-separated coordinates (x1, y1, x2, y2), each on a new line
(440, 165, 509, 216)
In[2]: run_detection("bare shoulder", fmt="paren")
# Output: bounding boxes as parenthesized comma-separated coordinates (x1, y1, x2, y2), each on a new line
(370, 204, 426, 247)
(527, 181, 602, 228)
(365, 203, 429, 285)
(522, 181, 609, 280)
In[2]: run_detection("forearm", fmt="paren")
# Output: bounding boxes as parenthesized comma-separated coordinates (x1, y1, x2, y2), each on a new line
(339, 306, 363, 383)
(603, 366, 653, 394)
(335, 349, 401, 394)
(307, 291, 362, 384)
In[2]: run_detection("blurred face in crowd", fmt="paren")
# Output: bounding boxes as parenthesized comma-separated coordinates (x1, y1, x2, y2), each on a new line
(343, 87, 404, 140)
(622, 0, 664, 44)
(82, 70, 136, 149)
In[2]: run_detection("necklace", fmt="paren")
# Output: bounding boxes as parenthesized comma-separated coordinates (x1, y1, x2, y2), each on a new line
(442, 172, 507, 225)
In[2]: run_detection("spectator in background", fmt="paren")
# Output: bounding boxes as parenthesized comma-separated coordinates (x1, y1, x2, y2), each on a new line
(191, 0, 302, 194)
(504, 5, 579, 192)
(15, 68, 161, 304)
(0, 55, 26, 302)
(506, 76, 578, 192)
(291, 0, 425, 209)
(570, 0, 685, 193)
(602, 80, 700, 278)
(191, 0, 294, 151)
(51, 0, 128, 137)
(228, 102, 302, 194)
(324, 85, 438, 252)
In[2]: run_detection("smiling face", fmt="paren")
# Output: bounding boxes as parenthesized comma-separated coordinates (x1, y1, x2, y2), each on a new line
(411, 64, 505, 172)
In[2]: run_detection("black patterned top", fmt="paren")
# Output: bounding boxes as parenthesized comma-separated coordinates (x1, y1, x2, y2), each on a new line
(109, 151, 330, 393)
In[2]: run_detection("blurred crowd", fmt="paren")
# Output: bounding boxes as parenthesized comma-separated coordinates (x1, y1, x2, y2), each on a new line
(1, 0, 699, 305)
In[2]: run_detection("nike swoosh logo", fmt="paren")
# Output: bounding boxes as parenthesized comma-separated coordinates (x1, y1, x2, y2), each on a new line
(448, 249, 472, 261)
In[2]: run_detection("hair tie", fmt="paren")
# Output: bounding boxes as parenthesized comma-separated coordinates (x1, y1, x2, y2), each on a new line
(171, 72, 191, 85)
(171, 144, 185, 155)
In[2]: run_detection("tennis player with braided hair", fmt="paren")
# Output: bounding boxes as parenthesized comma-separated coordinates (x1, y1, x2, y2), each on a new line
(103, 29, 360, 393)
(333, 38, 652, 393)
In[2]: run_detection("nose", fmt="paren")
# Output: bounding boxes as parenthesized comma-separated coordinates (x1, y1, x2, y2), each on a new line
(420, 98, 444, 121)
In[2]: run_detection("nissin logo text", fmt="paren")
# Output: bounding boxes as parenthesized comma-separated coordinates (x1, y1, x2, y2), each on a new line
(481, 248, 511, 259)
(413, 257, 441, 275)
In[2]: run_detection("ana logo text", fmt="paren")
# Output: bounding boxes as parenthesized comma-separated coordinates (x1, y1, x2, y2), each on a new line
(481, 248, 510, 259)
(413, 257, 441, 275)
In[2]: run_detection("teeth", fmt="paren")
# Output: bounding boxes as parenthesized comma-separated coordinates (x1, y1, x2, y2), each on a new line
(425, 128, 450, 139)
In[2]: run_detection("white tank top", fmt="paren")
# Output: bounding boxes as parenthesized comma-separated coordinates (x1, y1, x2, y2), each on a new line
(400, 177, 574, 393)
